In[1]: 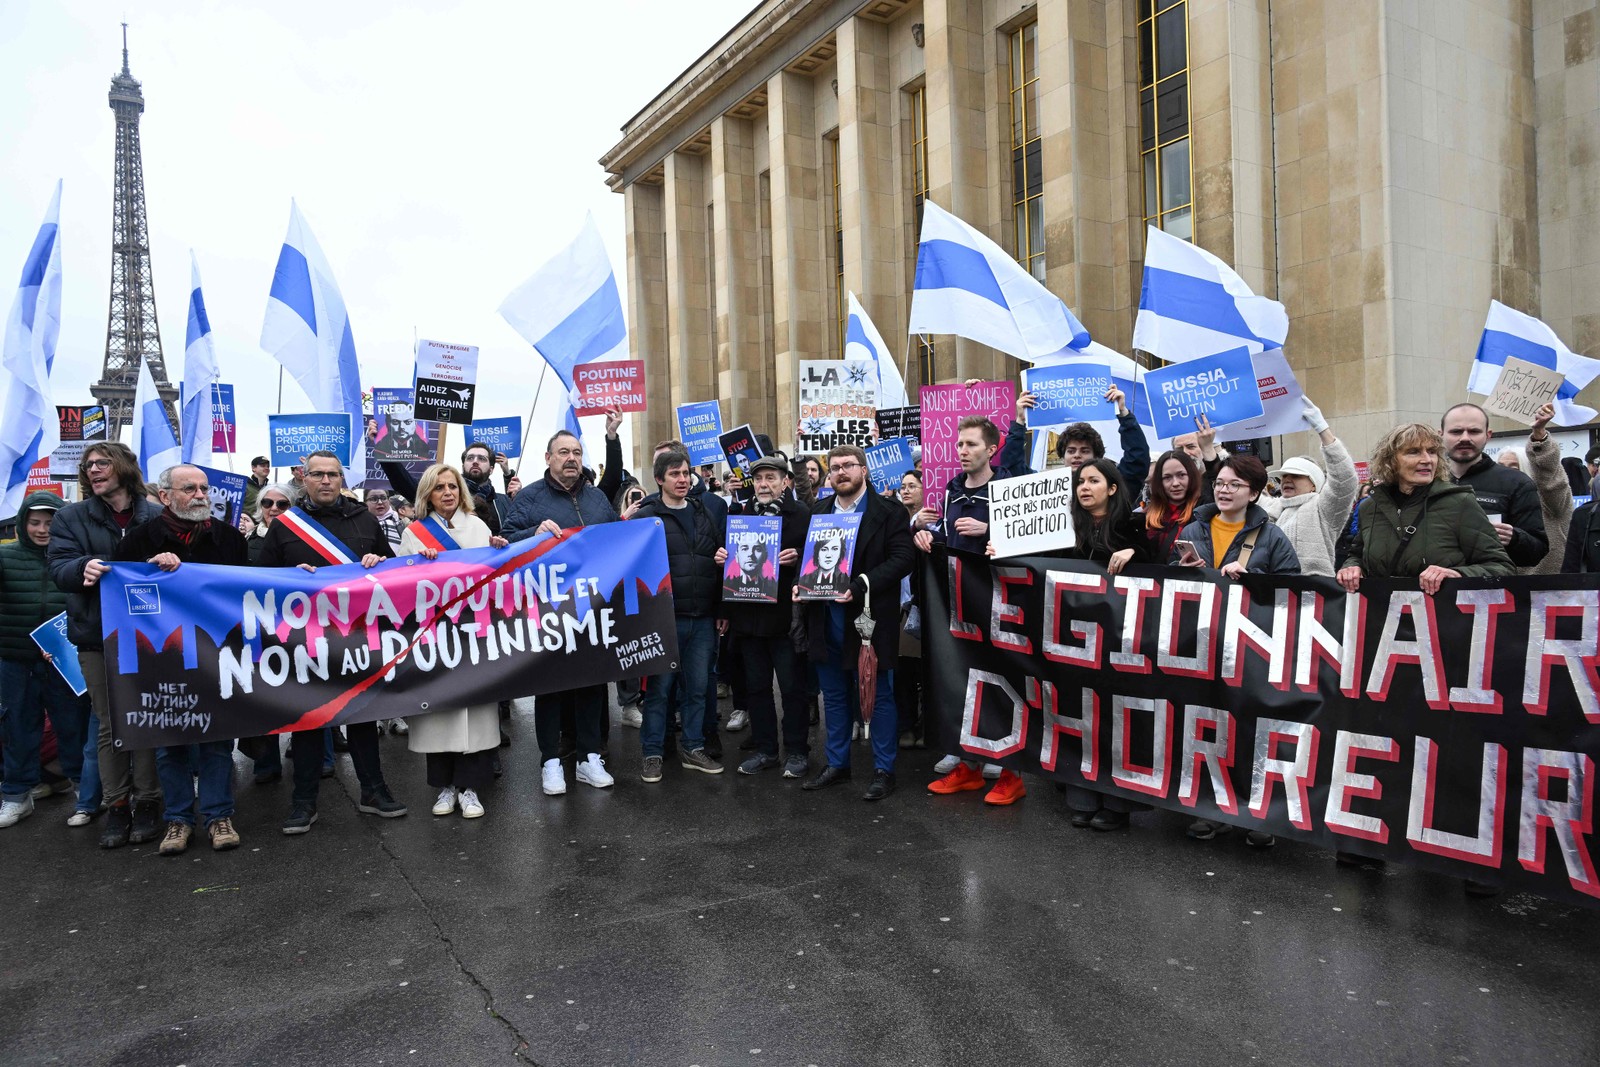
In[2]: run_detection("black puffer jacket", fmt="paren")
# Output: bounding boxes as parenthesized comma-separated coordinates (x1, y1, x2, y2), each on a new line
(632, 495, 724, 618)
(0, 533, 70, 662)
(47, 493, 165, 649)
(1452, 454, 1548, 568)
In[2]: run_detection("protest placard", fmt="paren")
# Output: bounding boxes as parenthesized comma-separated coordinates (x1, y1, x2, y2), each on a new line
(51, 405, 107, 476)
(723, 515, 781, 603)
(1214, 349, 1308, 439)
(211, 384, 236, 453)
(676, 401, 724, 466)
(798, 360, 879, 452)
(989, 468, 1077, 557)
(574, 359, 646, 413)
(371, 388, 434, 462)
(864, 437, 916, 493)
(1023, 364, 1114, 424)
(26, 459, 61, 496)
(466, 417, 522, 458)
(875, 405, 920, 441)
(195, 465, 247, 527)
(919, 381, 1014, 514)
(268, 413, 354, 466)
(719, 424, 765, 478)
(1143, 346, 1265, 439)
(1483, 355, 1565, 426)
(30, 613, 86, 697)
(414, 338, 480, 423)
(796, 512, 863, 601)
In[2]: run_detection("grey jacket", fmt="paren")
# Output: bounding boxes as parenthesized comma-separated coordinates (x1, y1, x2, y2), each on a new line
(1522, 434, 1573, 576)
(1260, 439, 1360, 577)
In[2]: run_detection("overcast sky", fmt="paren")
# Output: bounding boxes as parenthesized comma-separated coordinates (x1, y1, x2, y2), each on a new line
(0, 0, 752, 481)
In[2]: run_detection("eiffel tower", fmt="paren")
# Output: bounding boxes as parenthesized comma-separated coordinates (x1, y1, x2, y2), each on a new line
(92, 24, 177, 440)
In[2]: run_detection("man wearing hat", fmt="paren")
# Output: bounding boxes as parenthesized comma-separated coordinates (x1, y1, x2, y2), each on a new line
(0, 492, 92, 828)
(717, 456, 812, 778)
(1260, 397, 1359, 576)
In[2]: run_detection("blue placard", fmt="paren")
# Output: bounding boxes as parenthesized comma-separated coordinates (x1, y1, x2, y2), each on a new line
(1142, 347, 1265, 439)
(1023, 364, 1115, 424)
(864, 437, 917, 493)
(724, 514, 782, 603)
(30, 612, 86, 696)
(195, 465, 248, 526)
(676, 401, 724, 466)
(268, 413, 354, 467)
(466, 417, 523, 459)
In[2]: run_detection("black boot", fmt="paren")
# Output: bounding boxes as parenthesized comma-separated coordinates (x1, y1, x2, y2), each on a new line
(100, 803, 132, 849)
(128, 799, 161, 844)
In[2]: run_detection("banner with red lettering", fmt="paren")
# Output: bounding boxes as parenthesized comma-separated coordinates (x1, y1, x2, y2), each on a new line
(924, 551, 1600, 906)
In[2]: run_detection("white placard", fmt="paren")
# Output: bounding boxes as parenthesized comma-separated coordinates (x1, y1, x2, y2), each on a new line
(1482, 355, 1564, 426)
(989, 468, 1077, 558)
(416, 339, 480, 385)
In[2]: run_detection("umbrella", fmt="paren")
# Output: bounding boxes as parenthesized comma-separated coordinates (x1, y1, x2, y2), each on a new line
(854, 575, 879, 721)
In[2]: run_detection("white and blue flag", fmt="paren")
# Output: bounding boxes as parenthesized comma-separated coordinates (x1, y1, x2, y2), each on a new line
(908, 201, 1091, 360)
(498, 214, 627, 392)
(260, 201, 366, 477)
(845, 292, 909, 408)
(1469, 300, 1600, 425)
(180, 252, 219, 465)
(1132, 226, 1288, 362)
(1025, 341, 1169, 468)
(0, 182, 63, 520)
(132, 357, 180, 481)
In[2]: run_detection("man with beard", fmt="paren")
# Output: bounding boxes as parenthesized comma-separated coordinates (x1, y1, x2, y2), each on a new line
(459, 440, 513, 534)
(1441, 402, 1548, 568)
(258, 450, 407, 834)
(47, 443, 165, 848)
(114, 465, 250, 855)
(374, 402, 427, 460)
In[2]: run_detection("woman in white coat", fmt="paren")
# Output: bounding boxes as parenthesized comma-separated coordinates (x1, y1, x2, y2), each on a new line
(400, 464, 507, 818)
(1262, 397, 1360, 577)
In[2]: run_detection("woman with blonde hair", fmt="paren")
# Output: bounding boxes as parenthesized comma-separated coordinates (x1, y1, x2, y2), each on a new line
(399, 464, 508, 819)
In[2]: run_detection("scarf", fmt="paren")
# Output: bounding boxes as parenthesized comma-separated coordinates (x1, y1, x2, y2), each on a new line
(160, 510, 212, 546)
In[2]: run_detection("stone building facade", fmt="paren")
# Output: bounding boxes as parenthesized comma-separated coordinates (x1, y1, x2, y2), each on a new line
(601, 0, 1600, 465)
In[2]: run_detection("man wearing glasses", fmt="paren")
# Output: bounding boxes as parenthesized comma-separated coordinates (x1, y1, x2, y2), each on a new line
(47, 442, 165, 848)
(257, 451, 407, 834)
(797, 445, 914, 801)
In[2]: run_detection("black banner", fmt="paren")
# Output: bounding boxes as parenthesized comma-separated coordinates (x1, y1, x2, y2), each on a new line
(924, 551, 1600, 906)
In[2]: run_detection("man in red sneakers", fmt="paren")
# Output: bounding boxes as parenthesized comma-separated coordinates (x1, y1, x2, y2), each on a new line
(912, 416, 1025, 806)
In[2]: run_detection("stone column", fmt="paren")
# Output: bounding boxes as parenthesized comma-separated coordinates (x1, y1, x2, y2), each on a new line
(767, 70, 828, 451)
(710, 115, 773, 435)
(623, 181, 671, 458)
(662, 150, 715, 417)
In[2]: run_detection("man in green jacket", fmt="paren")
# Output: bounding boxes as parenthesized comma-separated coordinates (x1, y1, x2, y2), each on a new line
(0, 492, 91, 828)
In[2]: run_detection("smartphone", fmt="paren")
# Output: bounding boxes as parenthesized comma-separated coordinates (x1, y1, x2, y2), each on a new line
(1174, 539, 1202, 566)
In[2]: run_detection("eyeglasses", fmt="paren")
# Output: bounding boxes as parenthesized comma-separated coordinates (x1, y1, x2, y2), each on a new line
(830, 462, 862, 472)
(1213, 480, 1251, 492)
(304, 471, 341, 481)
(260, 499, 291, 511)
(84, 459, 113, 471)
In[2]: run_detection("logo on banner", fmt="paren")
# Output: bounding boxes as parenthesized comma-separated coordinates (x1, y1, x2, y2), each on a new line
(125, 585, 161, 616)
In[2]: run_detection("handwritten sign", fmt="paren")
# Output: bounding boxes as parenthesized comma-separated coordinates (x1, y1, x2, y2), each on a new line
(1143, 346, 1264, 439)
(989, 468, 1077, 558)
(1483, 355, 1565, 426)
(919, 382, 1014, 514)
(574, 359, 646, 413)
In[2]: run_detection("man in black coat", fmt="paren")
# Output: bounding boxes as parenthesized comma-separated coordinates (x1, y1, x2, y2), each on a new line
(114, 464, 250, 856)
(798, 445, 915, 801)
(256, 450, 406, 834)
(718, 456, 810, 778)
(1442, 402, 1549, 568)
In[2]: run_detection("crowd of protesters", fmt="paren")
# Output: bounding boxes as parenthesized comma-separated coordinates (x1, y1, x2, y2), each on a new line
(2, 389, 1595, 901)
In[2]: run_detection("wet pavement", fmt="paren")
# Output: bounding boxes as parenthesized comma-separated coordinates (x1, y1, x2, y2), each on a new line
(3, 696, 1599, 1066)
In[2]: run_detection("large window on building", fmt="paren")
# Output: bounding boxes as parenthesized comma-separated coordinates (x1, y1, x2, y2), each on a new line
(1008, 23, 1044, 281)
(909, 84, 934, 385)
(1139, 0, 1192, 241)
(830, 134, 844, 356)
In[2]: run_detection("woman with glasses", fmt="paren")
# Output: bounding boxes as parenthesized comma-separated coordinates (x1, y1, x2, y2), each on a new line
(239, 484, 300, 783)
(246, 485, 296, 565)
(1171, 454, 1299, 847)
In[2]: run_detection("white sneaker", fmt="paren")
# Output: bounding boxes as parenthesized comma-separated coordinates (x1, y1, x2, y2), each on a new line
(934, 754, 962, 775)
(390, 718, 409, 735)
(621, 706, 643, 729)
(458, 789, 485, 818)
(541, 759, 567, 796)
(725, 709, 749, 731)
(67, 810, 93, 828)
(576, 753, 614, 788)
(0, 794, 34, 828)
(432, 787, 458, 816)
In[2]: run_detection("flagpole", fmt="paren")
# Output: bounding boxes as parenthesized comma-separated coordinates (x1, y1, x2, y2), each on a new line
(212, 380, 234, 473)
(901, 334, 917, 393)
(273, 366, 285, 483)
(515, 361, 551, 463)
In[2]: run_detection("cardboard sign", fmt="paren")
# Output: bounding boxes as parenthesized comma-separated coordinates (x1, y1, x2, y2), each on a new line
(865, 437, 917, 493)
(798, 360, 879, 452)
(211, 384, 237, 453)
(51, 405, 107, 477)
(465, 417, 522, 459)
(919, 382, 1014, 514)
(796, 512, 863, 601)
(875, 405, 920, 441)
(1143, 346, 1265, 439)
(676, 401, 724, 466)
(1023, 364, 1114, 424)
(371, 388, 435, 462)
(1483, 355, 1565, 426)
(414, 338, 480, 423)
(195, 465, 248, 527)
(723, 515, 781, 603)
(574, 359, 646, 414)
(719, 424, 765, 478)
(989, 468, 1077, 558)
(268, 413, 354, 467)
(30, 613, 86, 697)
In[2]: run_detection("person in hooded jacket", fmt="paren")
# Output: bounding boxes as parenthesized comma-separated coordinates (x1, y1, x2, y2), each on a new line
(1259, 397, 1359, 577)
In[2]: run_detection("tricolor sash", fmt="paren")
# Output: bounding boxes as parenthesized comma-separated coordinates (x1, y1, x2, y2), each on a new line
(409, 514, 462, 554)
(277, 507, 358, 565)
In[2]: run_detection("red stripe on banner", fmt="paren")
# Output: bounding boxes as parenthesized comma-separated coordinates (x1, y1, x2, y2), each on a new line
(271, 529, 574, 734)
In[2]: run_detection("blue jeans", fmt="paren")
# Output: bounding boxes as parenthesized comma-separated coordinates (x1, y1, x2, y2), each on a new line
(641, 616, 715, 758)
(1, 657, 91, 798)
(76, 711, 103, 814)
(816, 605, 897, 773)
(155, 741, 236, 827)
